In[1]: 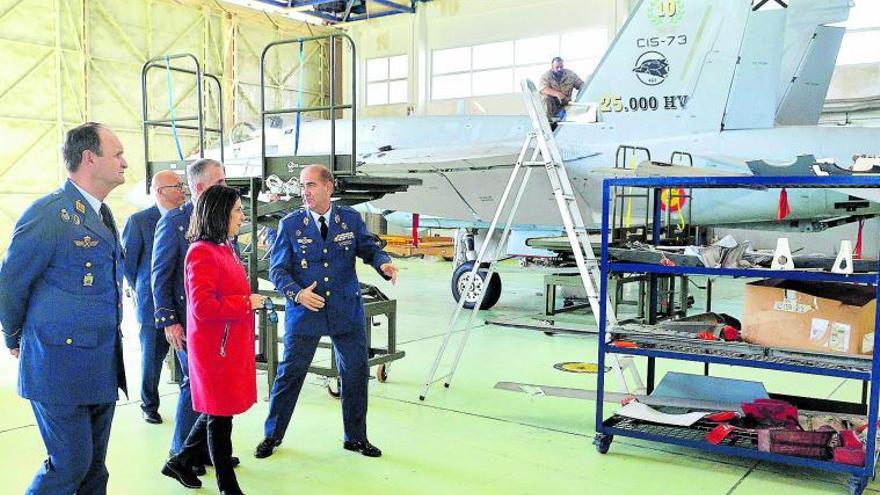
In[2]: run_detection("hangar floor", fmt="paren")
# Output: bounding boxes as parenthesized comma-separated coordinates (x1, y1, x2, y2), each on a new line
(0, 258, 874, 494)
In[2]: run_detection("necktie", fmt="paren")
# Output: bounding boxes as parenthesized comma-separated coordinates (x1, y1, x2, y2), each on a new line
(319, 215, 328, 240)
(100, 203, 118, 241)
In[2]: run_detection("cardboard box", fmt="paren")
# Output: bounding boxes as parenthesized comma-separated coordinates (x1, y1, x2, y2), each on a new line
(742, 279, 876, 355)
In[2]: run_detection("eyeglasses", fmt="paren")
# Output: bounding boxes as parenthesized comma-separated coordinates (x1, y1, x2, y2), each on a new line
(264, 298, 279, 324)
(158, 184, 188, 192)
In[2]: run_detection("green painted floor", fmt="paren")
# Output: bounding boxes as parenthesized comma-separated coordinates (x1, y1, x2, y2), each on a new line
(0, 258, 876, 494)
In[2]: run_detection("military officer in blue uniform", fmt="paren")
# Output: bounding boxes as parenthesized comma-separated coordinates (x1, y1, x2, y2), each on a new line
(151, 158, 237, 467)
(0, 122, 128, 494)
(255, 164, 398, 459)
(123, 169, 186, 425)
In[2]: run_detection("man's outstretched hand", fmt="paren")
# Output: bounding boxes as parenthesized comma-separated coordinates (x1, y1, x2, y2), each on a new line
(380, 263, 398, 285)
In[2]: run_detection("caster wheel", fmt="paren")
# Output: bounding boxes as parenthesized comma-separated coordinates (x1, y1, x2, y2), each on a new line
(327, 377, 341, 399)
(593, 434, 613, 454)
(377, 364, 388, 383)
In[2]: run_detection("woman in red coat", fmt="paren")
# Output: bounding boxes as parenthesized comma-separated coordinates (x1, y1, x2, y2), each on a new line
(162, 185, 264, 495)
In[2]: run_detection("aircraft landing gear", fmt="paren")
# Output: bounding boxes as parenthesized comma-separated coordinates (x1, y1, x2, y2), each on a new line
(451, 261, 502, 310)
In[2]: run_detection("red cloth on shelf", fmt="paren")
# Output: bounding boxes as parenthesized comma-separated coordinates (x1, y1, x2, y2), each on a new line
(777, 188, 791, 220)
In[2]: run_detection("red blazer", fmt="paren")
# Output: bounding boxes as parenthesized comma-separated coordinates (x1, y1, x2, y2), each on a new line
(184, 240, 256, 416)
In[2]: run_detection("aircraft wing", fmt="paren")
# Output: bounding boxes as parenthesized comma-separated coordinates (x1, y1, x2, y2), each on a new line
(590, 161, 749, 178)
(358, 141, 523, 173)
(358, 140, 599, 226)
(358, 141, 524, 222)
(744, 156, 880, 205)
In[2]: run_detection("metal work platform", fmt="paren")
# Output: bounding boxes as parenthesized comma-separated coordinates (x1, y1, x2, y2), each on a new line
(140, 53, 224, 192)
(140, 39, 418, 393)
(259, 283, 404, 396)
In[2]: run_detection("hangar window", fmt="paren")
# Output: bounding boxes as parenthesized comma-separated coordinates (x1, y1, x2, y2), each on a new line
(837, 0, 880, 65)
(430, 28, 607, 100)
(431, 47, 473, 99)
(473, 41, 515, 95)
(560, 28, 607, 80)
(509, 29, 607, 88)
(366, 55, 408, 106)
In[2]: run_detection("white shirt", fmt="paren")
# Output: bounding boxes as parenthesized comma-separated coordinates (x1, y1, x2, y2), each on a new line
(157, 204, 170, 216)
(70, 179, 103, 216)
(308, 204, 333, 229)
(295, 205, 333, 304)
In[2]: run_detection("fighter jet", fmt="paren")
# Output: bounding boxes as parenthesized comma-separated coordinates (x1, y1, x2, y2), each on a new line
(206, 0, 880, 309)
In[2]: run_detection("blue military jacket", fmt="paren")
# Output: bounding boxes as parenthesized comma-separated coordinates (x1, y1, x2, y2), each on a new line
(122, 205, 161, 325)
(0, 180, 126, 405)
(270, 205, 391, 337)
(151, 201, 192, 329)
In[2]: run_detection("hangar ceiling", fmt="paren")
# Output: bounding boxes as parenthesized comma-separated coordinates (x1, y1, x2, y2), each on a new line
(0, 0, 332, 251)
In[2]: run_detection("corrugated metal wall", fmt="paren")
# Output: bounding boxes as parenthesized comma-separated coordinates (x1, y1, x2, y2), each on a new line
(0, 0, 331, 252)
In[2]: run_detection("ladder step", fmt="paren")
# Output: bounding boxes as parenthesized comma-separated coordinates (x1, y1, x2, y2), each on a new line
(422, 80, 644, 401)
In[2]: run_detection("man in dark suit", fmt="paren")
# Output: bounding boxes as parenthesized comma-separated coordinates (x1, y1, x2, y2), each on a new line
(123, 169, 186, 424)
(0, 122, 128, 494)
(152, 158, 237, 468)
(255, 164, 398, 459)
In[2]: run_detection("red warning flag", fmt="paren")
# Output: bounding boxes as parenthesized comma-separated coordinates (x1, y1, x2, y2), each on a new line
(777, 188, 791, 220)
(855, 219, 865, 260)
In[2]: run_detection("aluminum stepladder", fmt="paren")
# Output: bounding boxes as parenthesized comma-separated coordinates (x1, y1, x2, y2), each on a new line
(419, 79, 644, 401)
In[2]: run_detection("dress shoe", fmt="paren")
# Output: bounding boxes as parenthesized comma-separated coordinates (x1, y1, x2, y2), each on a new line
(162, 457, 202, 489)
(343, 440, 382, 458)
(142, 410, 162, 424)
(254, 437, 281, 459)
(220, 490, 246, 495)
(192, 464, 206, 476)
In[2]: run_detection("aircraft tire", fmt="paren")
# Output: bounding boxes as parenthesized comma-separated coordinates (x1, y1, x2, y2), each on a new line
(451, 261, 502, 310)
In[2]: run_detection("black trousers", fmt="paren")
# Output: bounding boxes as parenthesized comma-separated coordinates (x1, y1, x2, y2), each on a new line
(176, 414, 239, 492)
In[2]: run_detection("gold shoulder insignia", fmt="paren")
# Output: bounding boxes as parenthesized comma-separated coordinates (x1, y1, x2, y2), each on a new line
(75, 200, 86, 214)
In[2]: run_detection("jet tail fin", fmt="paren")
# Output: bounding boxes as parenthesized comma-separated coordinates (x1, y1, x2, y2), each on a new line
(775, 25, 845, 126)
(574, 0, 852, 134)
(721, 9, 786, 130)
(577, 0, 752, 136)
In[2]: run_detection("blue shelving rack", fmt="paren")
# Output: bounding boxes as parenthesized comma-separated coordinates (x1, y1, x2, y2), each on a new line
(594, 175, 880, 495)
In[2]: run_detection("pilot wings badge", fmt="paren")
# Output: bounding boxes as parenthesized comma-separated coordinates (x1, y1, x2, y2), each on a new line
(74, 236, 99, 248)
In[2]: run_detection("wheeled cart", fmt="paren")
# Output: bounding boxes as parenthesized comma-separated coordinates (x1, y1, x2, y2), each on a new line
(594, 175, 880, 495)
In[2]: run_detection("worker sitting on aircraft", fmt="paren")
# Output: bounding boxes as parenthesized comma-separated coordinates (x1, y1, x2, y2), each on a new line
(539, 56, 584, 122)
